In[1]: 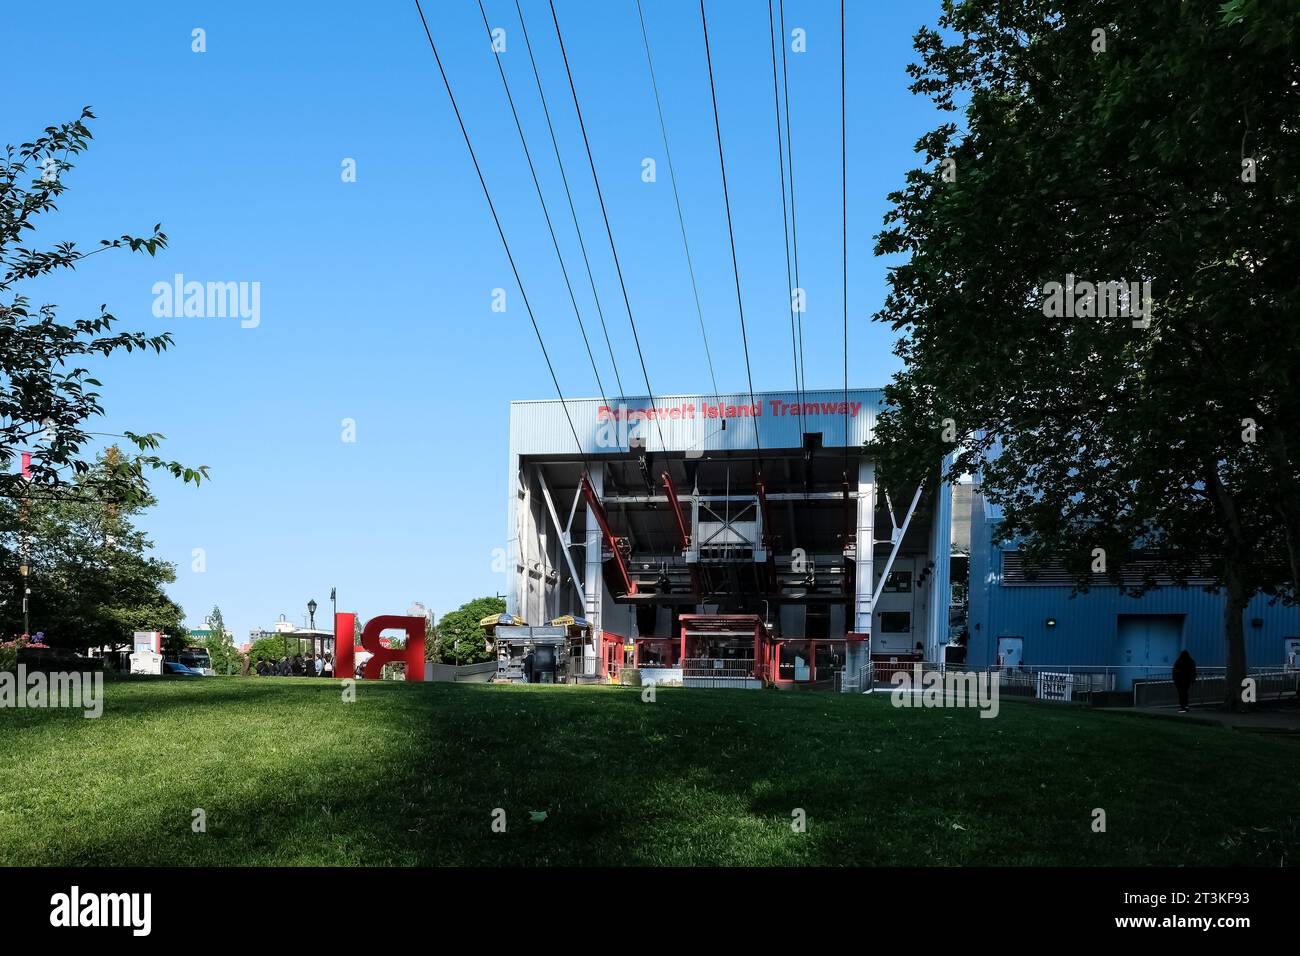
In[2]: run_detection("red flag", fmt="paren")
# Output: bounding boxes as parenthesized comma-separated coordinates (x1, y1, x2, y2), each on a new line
(20, 452, 31, 480)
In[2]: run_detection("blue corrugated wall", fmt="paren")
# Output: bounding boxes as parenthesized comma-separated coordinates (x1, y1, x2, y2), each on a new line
(967, 491, 1299, 670)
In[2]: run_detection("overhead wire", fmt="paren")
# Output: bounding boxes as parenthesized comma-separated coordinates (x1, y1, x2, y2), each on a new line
(698, 0, 762, 457)
(412, 0, 591, 474)
(767, 0, 806, 464)
(514, 0, 627, 402)
(473, 0, 611, 415)
(778, 0, 808, 402)
(634, 0, 723, 418)
(548, 0, 670, 456)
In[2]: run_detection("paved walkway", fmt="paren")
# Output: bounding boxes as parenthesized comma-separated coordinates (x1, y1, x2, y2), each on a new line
(1106, 704, 1300, 734)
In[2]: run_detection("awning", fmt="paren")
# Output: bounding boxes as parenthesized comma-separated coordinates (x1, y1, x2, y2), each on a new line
(548, 614, 591, 631)
(480, 613, 528, 635)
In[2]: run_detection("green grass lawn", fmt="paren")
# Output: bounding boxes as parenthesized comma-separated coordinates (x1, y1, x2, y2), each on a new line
(0, 676, 1295, 866)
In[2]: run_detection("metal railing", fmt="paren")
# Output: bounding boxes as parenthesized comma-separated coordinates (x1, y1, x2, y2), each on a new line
(842, 661, 1299, 706)
(681, 657, 758, 688)
(993, 667, 1113, 701)
(1133, 670, 1299, 708)
(837, 662, 874, 694)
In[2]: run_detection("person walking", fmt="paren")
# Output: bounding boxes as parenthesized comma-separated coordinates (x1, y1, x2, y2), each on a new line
(1172, 650, 1197, 713)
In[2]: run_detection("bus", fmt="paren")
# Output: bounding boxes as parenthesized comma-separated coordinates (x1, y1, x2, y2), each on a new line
(177, 646, 215, 676)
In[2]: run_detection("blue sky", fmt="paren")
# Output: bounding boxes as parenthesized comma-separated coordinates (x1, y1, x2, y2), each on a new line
(7, 0, 944, 640)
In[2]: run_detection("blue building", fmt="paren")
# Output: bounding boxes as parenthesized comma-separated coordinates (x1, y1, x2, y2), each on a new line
(965, 488, 1300, 687)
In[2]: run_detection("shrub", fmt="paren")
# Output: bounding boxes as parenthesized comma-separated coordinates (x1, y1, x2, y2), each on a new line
(0, 638, 22, 673)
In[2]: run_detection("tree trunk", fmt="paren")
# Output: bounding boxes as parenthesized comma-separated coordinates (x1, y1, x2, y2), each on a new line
(1203, 459, 1251, 711)
(1222, 562, 1249, 712)
(1261, 428, 1300, 596)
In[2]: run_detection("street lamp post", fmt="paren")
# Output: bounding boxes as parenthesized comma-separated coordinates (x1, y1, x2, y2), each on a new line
(307, 599, 318, 668)
(329, 587, 337, 665)
(19, 564, 29, 636)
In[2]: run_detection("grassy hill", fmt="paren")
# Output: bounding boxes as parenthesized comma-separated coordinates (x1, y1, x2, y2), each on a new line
(0, 676, 1295, 866)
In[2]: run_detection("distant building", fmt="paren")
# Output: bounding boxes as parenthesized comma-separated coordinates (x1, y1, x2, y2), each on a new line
(248, 614, 335, 660)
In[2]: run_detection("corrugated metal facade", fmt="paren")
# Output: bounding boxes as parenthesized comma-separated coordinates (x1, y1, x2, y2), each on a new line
(967, 490, 1300, 670)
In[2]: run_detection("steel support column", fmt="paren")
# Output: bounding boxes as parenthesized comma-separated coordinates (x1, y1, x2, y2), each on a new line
(662, 469, 703, 597)
(537, 467, 585, 613)
(583, 470, 605, 671)
(846, 460, 876, 683)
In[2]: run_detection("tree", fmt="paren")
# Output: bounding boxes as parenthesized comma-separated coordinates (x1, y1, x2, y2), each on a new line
(873, 0, 1299, 708)
(247, 636, 287, 667)
(0, 448, 184, 648)
(1, 108, 206, 504)
(202, 605, 239, 675)
(424, 615, 440, 663)
(435, 597, 504, 665)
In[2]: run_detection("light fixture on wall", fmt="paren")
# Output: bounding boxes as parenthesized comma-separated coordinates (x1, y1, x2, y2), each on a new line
(1045, 617, 1057, 628)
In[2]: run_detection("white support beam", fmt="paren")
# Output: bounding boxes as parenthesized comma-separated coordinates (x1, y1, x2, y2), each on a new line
(873, 482, 925, 608)
(844, 460, 877, 690)
(854, 460, 876, 633)
(584, 468, 604, 641)
(537, 466, 585, 610)
(564, 482, 582, 535)
(925, 459, 955, 662)
(505, 454, 521, 617)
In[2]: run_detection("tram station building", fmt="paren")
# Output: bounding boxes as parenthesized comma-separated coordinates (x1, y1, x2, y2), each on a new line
(504, 388, 952, 688)
(503, 387, 1300, 690)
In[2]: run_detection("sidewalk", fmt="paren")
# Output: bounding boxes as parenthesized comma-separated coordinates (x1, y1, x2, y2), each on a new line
(1107, 703, 1300, 735)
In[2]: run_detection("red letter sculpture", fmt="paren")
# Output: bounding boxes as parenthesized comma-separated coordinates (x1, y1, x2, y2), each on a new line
(333, 612, 426, 681)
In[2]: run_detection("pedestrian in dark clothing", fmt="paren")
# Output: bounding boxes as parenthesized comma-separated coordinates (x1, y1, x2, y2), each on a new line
(522, 650, 534, 684)
(1172, 650, 1197, 713)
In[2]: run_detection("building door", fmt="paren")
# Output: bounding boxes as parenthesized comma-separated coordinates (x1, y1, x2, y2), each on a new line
(996, 636, 1023, 669)
(1284, 638, 1300, 671)
(1115, 615, 1183, 689)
